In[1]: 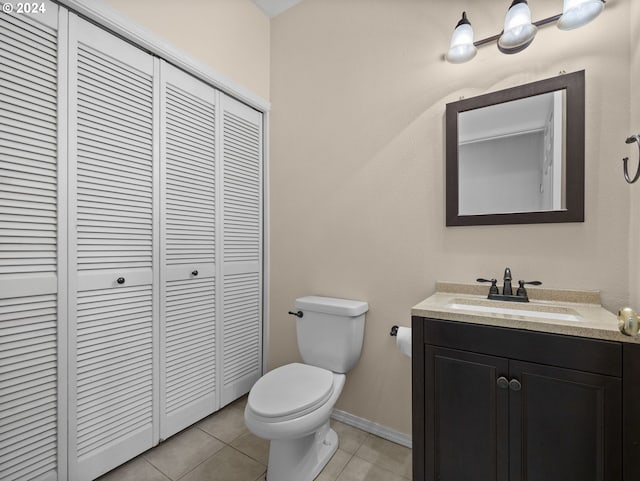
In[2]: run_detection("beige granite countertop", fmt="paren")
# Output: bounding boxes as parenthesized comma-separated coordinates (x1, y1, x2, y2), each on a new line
(411, 282, 639, 344)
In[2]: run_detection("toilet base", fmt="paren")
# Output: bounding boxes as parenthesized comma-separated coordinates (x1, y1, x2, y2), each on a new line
(266, 421, 338, 481)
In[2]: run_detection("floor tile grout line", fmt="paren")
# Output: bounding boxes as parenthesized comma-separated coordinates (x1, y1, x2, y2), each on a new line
(346, 453, 410, 481)
(327, 424, 369, 479)
(227, 442, 269, 467)
(141, 415, 240, 480)
(350, 449, 412, 478)
(332, 451, 355, 481)
(173, 406, 266, 479)
(171, 434, 233, 481)
(195, 425, 232, 445)
(351, 433, 412, 479)
(142, 458, 172, 481)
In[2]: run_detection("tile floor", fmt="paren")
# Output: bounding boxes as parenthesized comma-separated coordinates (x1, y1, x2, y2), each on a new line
(98, 396, 412, 481)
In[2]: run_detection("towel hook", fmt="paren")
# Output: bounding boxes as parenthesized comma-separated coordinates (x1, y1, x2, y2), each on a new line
(623, 134, 640, 184)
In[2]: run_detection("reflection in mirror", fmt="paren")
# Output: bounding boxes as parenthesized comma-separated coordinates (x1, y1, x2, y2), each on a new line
(445, 70, 585, 226)
(458, 91, 565, 215)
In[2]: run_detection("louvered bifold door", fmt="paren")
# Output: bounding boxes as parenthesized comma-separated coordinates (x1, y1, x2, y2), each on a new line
(0, 3, 66, 481)
(219, 94, 263, 406)
(159, 61, 217, 439)
(67, 15, 158, 481)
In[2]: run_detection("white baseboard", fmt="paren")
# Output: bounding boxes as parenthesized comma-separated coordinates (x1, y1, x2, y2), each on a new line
(331, 409, 412, 449)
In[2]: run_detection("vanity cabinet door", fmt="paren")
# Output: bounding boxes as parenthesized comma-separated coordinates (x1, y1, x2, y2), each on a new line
(424, 346, 509, 481)
(508, 360, 622, 481)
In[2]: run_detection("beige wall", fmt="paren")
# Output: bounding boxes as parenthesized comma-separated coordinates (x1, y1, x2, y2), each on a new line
(270, 0, 632, 436)
(631, 0, 640, 308)
(103, 0, 270, 100)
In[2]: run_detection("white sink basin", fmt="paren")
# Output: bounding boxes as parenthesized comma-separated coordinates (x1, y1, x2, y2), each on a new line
(446, 302, 582, 322)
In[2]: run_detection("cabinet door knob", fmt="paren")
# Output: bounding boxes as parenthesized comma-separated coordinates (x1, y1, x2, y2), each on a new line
(509, 379, 522, 391)
(191, 270, 198, 276)
(116, 277, 125, 285)
(496, 376, 509, 389)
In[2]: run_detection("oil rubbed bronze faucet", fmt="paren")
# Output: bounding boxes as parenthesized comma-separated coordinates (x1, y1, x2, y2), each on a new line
(502, 267, 513, 296)
(477, 267, 542, 302)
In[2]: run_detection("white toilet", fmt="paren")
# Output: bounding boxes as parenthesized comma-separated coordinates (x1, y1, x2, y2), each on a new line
(245, 295, 368, 481)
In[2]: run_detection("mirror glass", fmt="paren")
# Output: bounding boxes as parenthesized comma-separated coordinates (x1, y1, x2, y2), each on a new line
(458, 91, 565, 215)
(446, 71, 584, 226)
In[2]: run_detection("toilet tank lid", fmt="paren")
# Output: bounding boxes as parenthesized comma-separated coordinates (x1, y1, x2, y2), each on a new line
(295, 296, 369, 317)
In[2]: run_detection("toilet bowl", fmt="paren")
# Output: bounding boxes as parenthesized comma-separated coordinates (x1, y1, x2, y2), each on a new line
(245, 363, 346, 481)
(244, 296, 368, 481)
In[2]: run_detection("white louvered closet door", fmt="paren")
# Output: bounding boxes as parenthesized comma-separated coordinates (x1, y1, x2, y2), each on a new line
(220, 94, 263, 406)
(159, 61, 217, 439)
(67, 15, 158, 481)
(0, 3, 66, 481)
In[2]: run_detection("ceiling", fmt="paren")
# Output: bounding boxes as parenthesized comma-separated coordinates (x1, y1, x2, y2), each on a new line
(251, 0, 304, 17)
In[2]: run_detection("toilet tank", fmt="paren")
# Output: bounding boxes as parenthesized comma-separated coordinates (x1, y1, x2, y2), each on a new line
(294, 296, 368, 373)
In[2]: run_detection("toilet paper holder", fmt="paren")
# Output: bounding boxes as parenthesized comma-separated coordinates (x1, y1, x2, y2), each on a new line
(390, 325, 399, 336)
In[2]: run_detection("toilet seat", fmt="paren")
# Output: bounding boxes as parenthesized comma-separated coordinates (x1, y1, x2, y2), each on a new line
(248, 363, 334, 421)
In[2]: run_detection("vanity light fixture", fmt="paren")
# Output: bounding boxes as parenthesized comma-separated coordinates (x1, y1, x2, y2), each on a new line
(446, 0, 606, 63)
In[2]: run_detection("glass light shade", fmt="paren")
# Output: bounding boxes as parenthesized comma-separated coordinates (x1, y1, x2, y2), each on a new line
(498, 1, 537, 50)
(557, 0, 604, 30)
(447, 23, 477, 64)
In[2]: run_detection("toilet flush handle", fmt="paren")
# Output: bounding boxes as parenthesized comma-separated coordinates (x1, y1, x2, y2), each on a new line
(288, 310, 303, 318)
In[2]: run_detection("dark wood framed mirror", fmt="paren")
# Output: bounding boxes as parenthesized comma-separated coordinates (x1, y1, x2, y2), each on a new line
(446, 70, 585, 226)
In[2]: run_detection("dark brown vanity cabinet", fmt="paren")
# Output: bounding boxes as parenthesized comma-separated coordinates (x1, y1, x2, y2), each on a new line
(412, 317, 640, 481)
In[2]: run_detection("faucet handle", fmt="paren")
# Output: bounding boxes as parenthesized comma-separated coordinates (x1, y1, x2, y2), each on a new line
(516, 280, 542, 297)
(477, 278, 499, 295)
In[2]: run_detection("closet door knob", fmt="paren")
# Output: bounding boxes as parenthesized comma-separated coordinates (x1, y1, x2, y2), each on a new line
(116, 277, 125, 285)
(496, 376, 509, 389)
(509, 379, 522, 391)
(191, 270, 198, 276)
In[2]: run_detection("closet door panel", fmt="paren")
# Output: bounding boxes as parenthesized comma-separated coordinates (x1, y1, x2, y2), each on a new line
(220, 95, 263, 406)
(160, 62, 217, 438)
(68, 15, 157, 481)
(0, 294, 58, 481)
(0, 3, 64, 480)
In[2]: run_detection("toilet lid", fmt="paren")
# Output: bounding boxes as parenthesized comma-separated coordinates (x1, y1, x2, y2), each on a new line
(249, 363, 334, 419)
